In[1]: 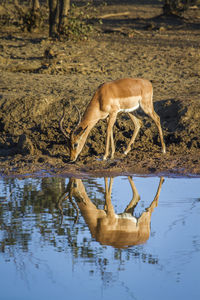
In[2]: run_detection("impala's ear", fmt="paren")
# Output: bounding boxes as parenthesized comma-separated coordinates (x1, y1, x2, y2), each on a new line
(74, 126, 88, 137)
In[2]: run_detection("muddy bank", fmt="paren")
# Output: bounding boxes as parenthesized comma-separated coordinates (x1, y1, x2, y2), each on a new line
(0, 71, 199, 177)
(0, 2, 200, 177)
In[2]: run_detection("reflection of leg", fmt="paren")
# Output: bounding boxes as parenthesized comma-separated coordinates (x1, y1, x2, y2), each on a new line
(104, 177, 115, 217)
(124, 113, 142, 155)
(105, 177, 113, 199)
(138, 177, 164, 230)
(124, 176, 140, 214)
(147, 177, 164, 213)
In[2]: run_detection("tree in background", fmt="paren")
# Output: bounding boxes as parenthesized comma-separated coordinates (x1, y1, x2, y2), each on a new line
(32, 0, 40, 11)
(13, 0, 42, 31)
(12, 0, 70, 36)
(31, 0, 41, 29)
(163, 0, 199, 15)
(48, 0, 70, 37)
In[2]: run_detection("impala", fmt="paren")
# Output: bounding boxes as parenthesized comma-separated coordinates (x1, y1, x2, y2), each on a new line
(62, 177, 164, 248)
(60, 78, 166, 161)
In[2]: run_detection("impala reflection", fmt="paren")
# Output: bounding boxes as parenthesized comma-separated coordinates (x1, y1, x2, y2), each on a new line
(62, 177, 164, 248)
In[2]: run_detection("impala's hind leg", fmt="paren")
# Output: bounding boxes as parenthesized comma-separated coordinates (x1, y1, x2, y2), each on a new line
(148, 110, 166, 154)
(124, 113, 142, 155)
(140, 91, 166, 153)
(140, 94, 166, 154)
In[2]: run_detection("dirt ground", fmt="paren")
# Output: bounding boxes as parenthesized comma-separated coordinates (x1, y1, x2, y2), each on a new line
(0, 1, 200, 177)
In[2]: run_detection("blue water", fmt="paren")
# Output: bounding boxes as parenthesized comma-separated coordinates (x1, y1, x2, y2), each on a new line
(0, 176, 200, 300)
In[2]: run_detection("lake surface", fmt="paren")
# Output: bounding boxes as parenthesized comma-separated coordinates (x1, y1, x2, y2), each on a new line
(0, 175, 200, 300)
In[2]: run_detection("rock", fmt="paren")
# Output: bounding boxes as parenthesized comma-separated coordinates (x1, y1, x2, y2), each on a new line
(17, 134, 35, 155)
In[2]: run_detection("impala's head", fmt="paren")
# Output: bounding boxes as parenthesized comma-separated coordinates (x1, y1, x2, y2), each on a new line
(67, 178, 85, 200)
(69, 126, 88, 162)
(60, 104, 88, 162)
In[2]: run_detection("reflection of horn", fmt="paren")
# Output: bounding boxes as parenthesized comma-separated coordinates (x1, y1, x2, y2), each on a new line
(69, 194, 79, 224)
(57, 192, 66, 225)
(57, 188, 80, 225)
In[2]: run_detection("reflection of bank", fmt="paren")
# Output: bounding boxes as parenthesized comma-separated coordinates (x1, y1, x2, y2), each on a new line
(62, 177, 164, 248)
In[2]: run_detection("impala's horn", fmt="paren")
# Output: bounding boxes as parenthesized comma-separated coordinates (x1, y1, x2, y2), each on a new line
(60, 103, 71, 146)
(74, 105, 81, 127)
(60, 100, 82, 143)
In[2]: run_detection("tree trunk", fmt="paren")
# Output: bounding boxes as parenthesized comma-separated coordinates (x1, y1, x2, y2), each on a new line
(30, 0, 41, 31)
(163, 0, 194, 15)
(58, 0, 70, 33)
(48, 0, 70, 37)
(32, 0, 40, 11)
(163, 0, 171, 15)
(48, 0, 59, 37)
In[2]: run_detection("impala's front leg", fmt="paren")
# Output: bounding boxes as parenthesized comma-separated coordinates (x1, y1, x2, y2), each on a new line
(103, 113, 117, 160)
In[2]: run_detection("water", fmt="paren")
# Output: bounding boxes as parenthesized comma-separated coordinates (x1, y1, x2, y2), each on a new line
(0, 175, 200, 300)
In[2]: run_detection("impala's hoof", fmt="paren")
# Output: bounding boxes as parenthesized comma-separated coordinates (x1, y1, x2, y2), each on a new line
(124, 151, 128, 156)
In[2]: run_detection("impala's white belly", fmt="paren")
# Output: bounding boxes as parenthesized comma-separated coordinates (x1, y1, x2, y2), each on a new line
(119, 103, 140, 113)
(115, 96, 142, 113)
(116, 213, 137, 223)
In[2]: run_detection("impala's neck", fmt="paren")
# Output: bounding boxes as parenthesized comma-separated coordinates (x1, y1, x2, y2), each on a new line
(79, 116, 98, 132)
(76, 118, 97, 149)
(71, 95, 104, 159)
(70, 105, 100, 162)
(71, 179, 106, 238)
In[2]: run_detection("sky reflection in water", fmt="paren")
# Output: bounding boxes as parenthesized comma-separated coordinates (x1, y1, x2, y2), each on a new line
(0, 176, 200, 300)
